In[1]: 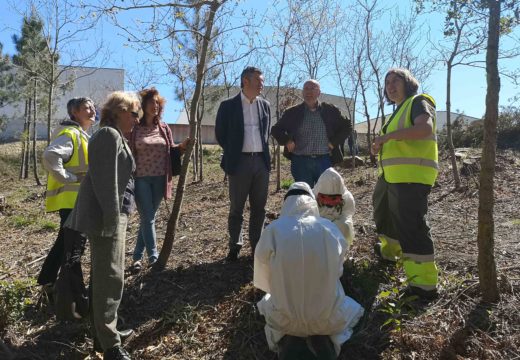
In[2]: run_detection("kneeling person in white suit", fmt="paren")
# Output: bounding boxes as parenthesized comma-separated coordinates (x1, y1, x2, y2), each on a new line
(254, 182, 364, 359)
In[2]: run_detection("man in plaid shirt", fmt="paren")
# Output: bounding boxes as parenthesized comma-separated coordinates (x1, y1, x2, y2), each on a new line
(272, 80, 351, 187)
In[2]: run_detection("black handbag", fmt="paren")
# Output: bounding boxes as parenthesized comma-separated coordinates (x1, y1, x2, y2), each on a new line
(170, 146, 182, 176)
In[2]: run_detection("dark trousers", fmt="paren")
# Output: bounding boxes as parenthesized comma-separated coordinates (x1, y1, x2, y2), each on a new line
(227, 154, 269, 254)
(37, 208, 72, 285)
(373, 177, 434, 255)
(54, 227, 88, 320)
(290, 155, 331, 188)
(278, 335, 336, 360)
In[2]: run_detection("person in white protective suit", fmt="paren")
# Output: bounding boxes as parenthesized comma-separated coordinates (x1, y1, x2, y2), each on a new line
(313, 167, 355, 248)
(253, 182, 364, 359)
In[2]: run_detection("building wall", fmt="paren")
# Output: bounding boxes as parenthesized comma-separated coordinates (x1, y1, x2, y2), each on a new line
(170, 124, 217, 144)
(0, 66, 124, 141)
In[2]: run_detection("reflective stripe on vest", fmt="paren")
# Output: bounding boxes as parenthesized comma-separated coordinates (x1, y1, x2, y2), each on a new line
(45, 127, 88, 212)
(378, 94, 438, 185)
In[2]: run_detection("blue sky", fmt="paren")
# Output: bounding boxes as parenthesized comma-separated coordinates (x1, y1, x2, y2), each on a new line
(1, 0, 518, 123)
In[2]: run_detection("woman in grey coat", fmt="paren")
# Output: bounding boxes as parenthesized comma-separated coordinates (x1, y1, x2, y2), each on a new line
(66, 91, 140, 360)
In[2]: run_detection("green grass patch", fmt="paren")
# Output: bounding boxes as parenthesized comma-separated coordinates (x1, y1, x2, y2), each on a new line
(0, 278, 35, 333)
(281, 179, 293, 189)
(9, 215, 34, 228)
(39, 219, 58, 231)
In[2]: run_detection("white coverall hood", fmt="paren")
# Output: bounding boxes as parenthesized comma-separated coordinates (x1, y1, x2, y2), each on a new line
(313, 168, 356, 246)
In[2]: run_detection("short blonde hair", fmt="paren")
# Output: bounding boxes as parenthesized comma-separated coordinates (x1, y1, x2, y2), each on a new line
(384, 68, 420, 105)
(100, 91, 141, 127)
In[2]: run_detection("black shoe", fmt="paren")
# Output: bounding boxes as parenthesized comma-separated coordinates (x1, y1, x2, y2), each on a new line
(404, 285, 438, 300)
(225, 249, 239, 263)
(103, 346, 131, 360)
(94, 329, 134, 353)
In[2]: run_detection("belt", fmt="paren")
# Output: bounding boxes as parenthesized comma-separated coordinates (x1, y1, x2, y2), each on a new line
(242, 152, 263, 156)
(295, 154, 329, 159)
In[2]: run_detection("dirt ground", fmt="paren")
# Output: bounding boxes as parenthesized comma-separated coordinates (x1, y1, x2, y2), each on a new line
(0, 143, 519, 359)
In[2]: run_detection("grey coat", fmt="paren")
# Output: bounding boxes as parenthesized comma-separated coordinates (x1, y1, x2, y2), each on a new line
(66, 126, 135, 237)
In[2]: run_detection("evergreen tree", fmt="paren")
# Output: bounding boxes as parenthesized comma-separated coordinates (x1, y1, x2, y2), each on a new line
(12, 10, 55, 185)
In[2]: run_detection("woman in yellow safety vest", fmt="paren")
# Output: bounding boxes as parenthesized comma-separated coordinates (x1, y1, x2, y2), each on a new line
(371, 68, 439, 300)
(37, 97, 96, 289)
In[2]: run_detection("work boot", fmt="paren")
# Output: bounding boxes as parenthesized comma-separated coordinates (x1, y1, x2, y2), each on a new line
(94, 329, 134, 353)
(225, 249, 239, 263)
(404, 285, 438, 301)
(103, 346, 131, 360)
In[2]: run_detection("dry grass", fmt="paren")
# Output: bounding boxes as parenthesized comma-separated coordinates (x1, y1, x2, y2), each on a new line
(0, 142, 519, 359)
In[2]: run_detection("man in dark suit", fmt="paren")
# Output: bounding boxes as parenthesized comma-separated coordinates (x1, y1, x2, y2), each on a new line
(215, 66, 271, 262)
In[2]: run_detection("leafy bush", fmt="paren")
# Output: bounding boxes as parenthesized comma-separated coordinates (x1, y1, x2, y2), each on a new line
(439, 107, 520, 150)
(0, 279, 35, 333)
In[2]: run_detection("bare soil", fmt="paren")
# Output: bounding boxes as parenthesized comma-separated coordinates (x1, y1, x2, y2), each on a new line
(0, 143, 519, 359)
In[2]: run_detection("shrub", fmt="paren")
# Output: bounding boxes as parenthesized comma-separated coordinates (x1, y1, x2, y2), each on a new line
(0, 279, 35, 333)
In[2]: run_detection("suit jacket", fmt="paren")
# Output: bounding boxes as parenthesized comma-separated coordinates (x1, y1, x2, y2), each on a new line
(66, 126, 135, 237)
(271, 102, 351, 165)
(215, 93, 271, 175)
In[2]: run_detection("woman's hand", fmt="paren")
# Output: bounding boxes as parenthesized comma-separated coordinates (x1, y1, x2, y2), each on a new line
(371, 134, 389, 155)
(179, 137, 192, 153)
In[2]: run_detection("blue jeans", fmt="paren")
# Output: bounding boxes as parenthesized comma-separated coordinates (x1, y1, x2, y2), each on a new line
(133, 176, 165, 262)
(290, 154, 331, 187)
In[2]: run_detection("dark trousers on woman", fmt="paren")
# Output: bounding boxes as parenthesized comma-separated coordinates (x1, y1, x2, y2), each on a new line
(37, 208, 72, 285)
(372, 176, 438, 290)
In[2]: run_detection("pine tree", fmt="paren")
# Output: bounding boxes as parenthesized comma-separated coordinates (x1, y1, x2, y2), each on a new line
(12, 10, 55, 185)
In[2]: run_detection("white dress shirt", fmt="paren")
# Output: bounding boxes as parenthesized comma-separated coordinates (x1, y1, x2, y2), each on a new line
(240, 91, 263, 153)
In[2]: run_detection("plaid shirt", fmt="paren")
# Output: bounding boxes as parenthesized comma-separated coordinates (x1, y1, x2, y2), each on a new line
(293, 103, 329, 156)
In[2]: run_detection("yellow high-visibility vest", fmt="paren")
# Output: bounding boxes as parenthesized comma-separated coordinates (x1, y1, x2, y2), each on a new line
(378, 94, 438, 186)
(45, 126, 88, 212)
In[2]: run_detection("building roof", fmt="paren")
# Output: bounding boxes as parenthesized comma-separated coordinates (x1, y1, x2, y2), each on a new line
(355, 111, 480, 134)
(173, 86, 353, 126)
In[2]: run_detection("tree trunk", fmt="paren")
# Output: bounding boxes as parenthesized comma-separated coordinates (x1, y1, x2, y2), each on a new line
(477, 0, 500, 303)
(155, 0, 222, 271)
(24, 99, 32, 179)
(19, 99, 29, 180)
(46, 66, 55, 145)
(446, 64, 461, 188)
(198, 126, 203, 182)
(32, 82, 42, 186)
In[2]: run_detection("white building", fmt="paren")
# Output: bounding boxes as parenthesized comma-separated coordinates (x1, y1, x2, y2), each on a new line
(0, 66, 124, 141)
(171, 86, 353, 144)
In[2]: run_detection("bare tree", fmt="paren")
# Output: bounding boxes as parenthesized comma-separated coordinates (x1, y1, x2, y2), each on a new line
(477, 0, 500, 303)
(96, 0, 233, 269)
(417, 0, 520, 189)
(292, 0, 337, 80)
(477, 0, 520, 303)
(263, 0, 300, 190)
(10, 0, 107, 144)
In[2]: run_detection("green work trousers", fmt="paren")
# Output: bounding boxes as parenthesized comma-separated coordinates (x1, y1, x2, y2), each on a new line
(90, 214, 128, 351)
